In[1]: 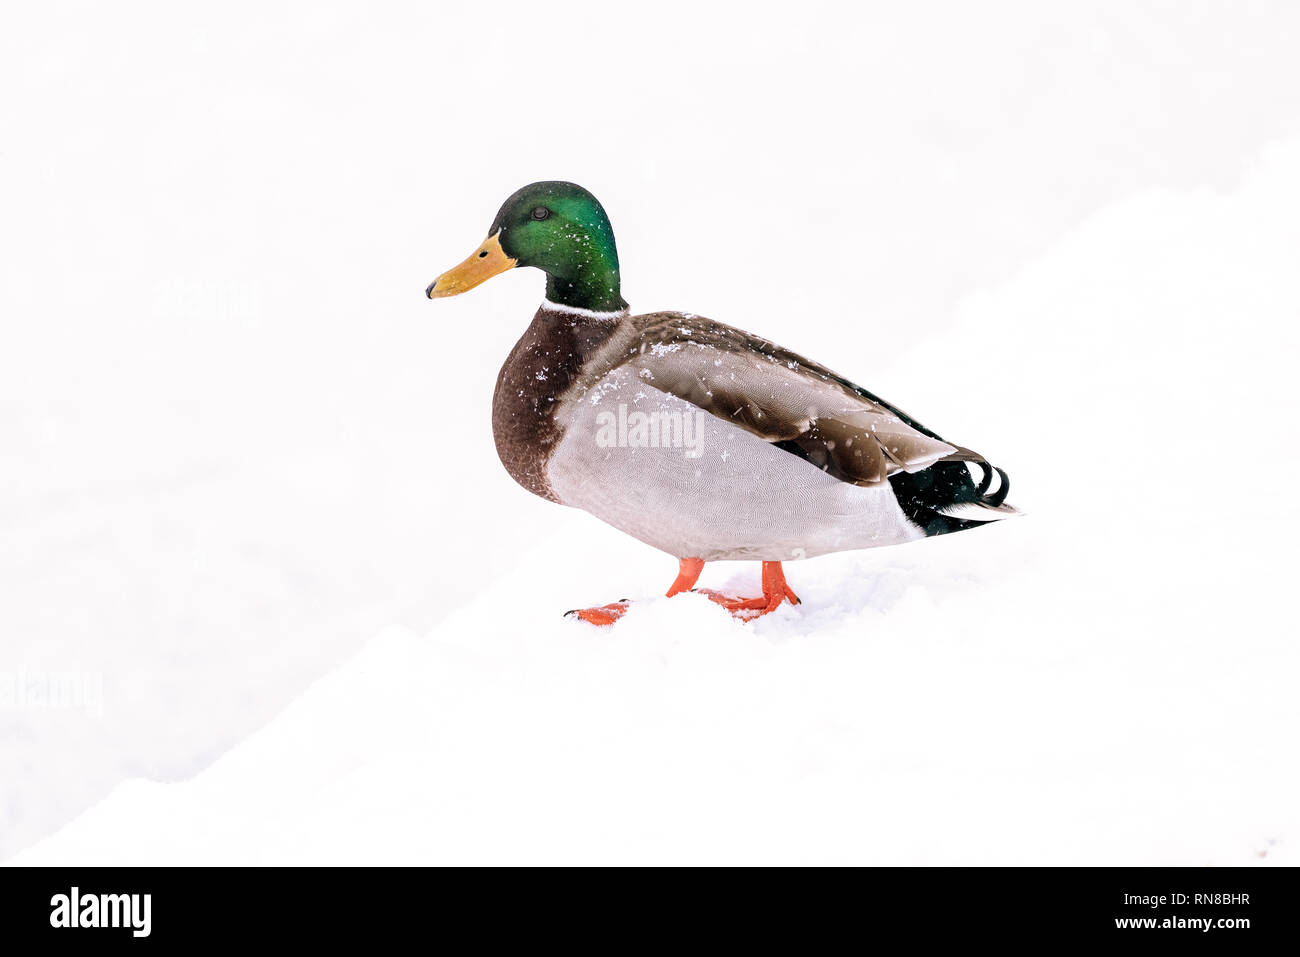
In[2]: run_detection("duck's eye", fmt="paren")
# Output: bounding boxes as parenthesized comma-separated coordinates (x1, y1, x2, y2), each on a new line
(530, 206, 550, 221)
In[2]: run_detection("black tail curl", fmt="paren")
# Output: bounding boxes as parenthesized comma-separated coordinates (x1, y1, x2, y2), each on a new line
(889, 459, 1012, 537)
(973, 461, 1011, 507)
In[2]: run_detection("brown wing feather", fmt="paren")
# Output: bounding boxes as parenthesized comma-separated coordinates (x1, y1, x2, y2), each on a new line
(611, 312, 958, 487)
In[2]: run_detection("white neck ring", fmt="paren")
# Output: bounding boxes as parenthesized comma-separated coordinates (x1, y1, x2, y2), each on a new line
(541, 299, 628, 320)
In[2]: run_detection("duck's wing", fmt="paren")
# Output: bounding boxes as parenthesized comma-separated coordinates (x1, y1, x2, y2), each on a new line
(614, 312, 971, 487)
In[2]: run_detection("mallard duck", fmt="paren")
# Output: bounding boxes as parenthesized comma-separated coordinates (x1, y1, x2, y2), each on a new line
(427, 182, 1016, 624)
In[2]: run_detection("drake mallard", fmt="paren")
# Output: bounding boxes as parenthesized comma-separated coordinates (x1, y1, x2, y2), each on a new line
(427, 182, 1016, 624)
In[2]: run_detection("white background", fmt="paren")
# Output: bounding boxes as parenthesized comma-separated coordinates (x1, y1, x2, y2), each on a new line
(3, 2, 1299, 863)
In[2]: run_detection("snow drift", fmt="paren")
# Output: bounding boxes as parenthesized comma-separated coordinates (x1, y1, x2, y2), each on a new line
(12, 140, 1300, 866)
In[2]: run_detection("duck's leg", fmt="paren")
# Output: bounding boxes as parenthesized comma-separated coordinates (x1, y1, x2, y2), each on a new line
(665, 557, 705, 596)
(565, 557, 706, 626)
(566, 559, 799, 626)
(763, 561, 802, 607)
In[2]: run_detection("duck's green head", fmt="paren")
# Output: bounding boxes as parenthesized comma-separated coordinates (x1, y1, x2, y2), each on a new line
(426, 181, 628, 314)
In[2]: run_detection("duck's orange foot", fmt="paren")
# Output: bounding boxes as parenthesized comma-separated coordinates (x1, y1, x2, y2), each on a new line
(564, 601, 630, 626)
(564, 558, 800, 627)
(563, 557, 706, 628)
(694, 590, 771, 620)
(697, 561, 801, 621)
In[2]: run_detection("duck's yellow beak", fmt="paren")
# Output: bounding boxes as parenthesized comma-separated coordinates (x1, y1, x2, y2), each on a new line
(426, 231, 517, 299)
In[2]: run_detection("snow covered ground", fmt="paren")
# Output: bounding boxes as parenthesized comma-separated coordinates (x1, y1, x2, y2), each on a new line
(11, 135, 1300, 865)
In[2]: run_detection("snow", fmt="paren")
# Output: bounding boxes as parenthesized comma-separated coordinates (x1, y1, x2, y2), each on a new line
(11, 137, 1300, 866)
